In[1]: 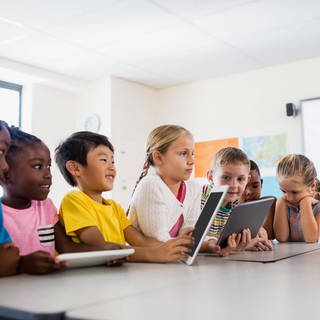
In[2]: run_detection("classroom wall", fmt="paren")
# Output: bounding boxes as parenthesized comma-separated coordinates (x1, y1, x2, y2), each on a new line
(22, 55, 320, 208)
(31, 76, 113, 206)
(111, 77, 160, 209)
(158, 56, 320, 154)
(31, 83, 77, 206)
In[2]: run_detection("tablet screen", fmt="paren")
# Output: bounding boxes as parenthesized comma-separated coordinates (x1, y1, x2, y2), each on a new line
(188, 191, 225, 257)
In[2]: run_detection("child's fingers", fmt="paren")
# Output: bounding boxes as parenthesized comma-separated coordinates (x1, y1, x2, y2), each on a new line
(179, 226, 194, 236)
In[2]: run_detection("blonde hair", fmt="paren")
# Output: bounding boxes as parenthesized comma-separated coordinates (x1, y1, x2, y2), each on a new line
(133, 124, 192, 194)
(276, 154, 317, 186)
(211, 147, 250, 172)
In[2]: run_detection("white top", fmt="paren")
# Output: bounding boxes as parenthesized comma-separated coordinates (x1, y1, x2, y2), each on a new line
(128, 171, 202, 241)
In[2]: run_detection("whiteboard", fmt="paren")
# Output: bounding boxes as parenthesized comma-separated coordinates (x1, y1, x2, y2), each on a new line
(301, 98, 320, 175)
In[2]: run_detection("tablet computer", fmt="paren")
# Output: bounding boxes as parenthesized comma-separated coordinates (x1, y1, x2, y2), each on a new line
(184, 185, 228, 266)
(216, 197, 275, 248)
(57, 248, 135, 268)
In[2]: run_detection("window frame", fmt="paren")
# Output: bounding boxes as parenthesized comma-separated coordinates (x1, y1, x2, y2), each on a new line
(0, 80, 23, 127)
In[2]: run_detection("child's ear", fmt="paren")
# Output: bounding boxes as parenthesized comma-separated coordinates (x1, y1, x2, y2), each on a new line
(310, 179, 317, 192)
(206, 170, 214, 183)
(152, 151, 163, 166)
(66, 160, 81, 177)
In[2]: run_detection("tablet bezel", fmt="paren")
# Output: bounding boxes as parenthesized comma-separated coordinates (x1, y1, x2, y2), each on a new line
(57, 248, 135, 268)
(216, 197, 275, 248)
(184, 185, 228, 266)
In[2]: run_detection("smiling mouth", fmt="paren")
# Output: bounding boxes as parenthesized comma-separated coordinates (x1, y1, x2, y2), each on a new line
(40, 185, 50, 190)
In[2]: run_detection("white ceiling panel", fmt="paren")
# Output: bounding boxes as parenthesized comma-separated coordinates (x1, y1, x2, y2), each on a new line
(1, 0, 320, 88)
(100, 21, 238, 63)
(194, 0, 320, 41)
(0, 18, 28, 44)
(108, 63, 180, 88)
(0, 32, 99, 72)
(227, 19, 320, 66)
(151, 0, 256, 20)
(0, 0, 119, 30)
(45, 0, 181, 50)
(139, 48, 261, 80)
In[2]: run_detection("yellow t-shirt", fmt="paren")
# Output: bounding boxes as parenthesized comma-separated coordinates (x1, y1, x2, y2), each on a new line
(59, 190, 131, 245)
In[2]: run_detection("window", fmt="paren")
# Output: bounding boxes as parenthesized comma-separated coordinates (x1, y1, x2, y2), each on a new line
(0, 80, 22, 127)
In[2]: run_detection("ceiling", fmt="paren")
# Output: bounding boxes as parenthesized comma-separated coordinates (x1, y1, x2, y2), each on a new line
(1, 0, 320, 89)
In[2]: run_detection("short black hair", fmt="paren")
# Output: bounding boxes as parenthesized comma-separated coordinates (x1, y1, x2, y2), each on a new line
(250, 160, 261, 177)
(55, 131, 114, 187)
(7, 126, 43, 161)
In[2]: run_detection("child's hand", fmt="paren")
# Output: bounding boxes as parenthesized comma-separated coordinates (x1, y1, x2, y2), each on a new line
(102, 242, 125, 250)
(178, 226, 194, 236)
(246, 227, 273, 251)
(205, 234, 238, 257)
(152, 234, 194, 263)
(234, 228, 252, 251)
(0, 245, 20, 277)
(299, 195, 317, 206)
(19, 250, 66, 274)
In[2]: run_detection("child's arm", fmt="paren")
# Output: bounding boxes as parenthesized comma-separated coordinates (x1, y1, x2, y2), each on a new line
(75, 225, 194, 263)
(123, 225, 162, 247)
(0, 243, 20, 277)
(124, 225, 194, 263)
(299, 196, 320, 243)
(127, 236, 193, 263)
(54, 222, 123, 253)
(273, 198, 290, 242)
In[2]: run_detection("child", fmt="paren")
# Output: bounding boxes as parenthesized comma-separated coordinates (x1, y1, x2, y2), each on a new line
(0, 121, 64, 275)
(240, 160, 275, 239)
(128, 125, 240, 256)
(203, 147, 272, 251)
(55, 131, 194, 263)
(274, 154, 320, 243)
(1, 127, 120, 274)
(0, 120, 20, 276)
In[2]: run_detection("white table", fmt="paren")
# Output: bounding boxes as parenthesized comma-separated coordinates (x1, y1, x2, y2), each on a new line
(0, 243, 319, 320)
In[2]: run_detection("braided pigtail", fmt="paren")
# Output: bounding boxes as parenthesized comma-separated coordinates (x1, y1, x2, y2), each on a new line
(126, 157, 152, 215)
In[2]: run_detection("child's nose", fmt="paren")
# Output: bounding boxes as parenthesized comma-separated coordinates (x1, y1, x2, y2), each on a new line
(44, 167, 52, 178)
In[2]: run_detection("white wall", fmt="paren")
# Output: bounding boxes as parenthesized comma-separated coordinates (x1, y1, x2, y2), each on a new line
(10, 55, 320, 209)
(111, 77, 160, 209)
(31, 84, 77, 206)
(74, 77, 111, 136)
(158, 56, 320, 154)
(31, 77, 113, 206)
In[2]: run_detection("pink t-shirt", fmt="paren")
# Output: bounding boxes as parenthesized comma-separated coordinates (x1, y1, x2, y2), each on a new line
(2, 198, 58, 256)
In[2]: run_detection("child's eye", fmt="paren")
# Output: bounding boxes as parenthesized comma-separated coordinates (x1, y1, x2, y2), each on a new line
(179, 151, 188, 156)
(222, 175, 231, 181)
(33, 164, 42, 169)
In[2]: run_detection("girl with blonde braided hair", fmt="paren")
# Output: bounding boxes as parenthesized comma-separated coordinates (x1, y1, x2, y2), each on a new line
(274, 154, 320, 242)
(128, 125, 239, 256)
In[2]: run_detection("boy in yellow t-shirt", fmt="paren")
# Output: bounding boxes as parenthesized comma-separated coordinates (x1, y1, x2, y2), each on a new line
(55, 131, 194, 263)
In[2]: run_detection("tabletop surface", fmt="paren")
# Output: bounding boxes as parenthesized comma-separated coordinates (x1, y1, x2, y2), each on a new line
(1, 243, 320, 320)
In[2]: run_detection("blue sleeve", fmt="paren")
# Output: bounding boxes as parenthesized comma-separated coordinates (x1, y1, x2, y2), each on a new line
(0, 204, 11, 244)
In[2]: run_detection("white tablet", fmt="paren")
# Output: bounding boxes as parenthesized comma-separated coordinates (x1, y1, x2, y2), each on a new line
(57, 248, 135, 268)
(216, 197, 275, 248)
(184, 185, 228, 266)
